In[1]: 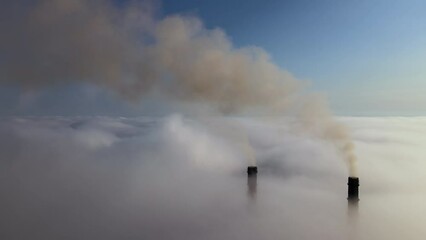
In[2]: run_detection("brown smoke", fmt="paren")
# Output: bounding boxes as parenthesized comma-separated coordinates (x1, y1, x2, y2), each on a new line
(0, 0, 356, 175)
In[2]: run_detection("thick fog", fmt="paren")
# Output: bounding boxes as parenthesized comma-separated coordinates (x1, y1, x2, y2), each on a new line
(1, 116, 425, 240)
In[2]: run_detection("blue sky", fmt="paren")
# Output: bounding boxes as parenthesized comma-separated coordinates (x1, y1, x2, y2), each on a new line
(1, 0, 425, 116)
(161, 0, 426, 116)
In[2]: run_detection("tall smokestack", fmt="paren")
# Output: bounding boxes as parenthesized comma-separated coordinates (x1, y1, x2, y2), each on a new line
(247, 166, 257, 176)
(247, 166, 257, 199)
(347, 177, 359, 201)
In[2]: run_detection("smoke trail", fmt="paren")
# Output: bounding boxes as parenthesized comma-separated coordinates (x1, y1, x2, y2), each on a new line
(296, 95, 357, 176)
(0, 0, 356, 175)
(203, 119, 257, 166)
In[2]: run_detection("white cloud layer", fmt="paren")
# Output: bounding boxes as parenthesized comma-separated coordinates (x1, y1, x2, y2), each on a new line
(1, 116, 426, 239)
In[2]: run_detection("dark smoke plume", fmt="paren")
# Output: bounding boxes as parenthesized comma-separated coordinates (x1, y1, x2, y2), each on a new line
(0, 0, 356, 174)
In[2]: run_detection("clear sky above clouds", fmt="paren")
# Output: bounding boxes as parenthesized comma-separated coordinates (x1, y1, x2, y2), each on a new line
(0, 0, 425, 116)
(162, 0, 426, 116)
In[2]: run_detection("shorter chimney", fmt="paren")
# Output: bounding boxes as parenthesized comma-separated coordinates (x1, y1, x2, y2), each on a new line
(347, 177, 359, 201)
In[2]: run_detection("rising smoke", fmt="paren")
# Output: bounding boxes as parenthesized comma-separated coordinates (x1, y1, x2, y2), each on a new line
(0, 0, 356, 175)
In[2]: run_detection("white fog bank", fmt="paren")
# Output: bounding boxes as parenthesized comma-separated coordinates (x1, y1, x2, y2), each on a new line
(1, 116, 426, 240)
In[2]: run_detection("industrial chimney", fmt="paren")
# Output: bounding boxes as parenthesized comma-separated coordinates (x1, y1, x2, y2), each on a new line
(247, 166, 257, 176)
(347, 177, 359, 201)
(247, 166, 257, 199)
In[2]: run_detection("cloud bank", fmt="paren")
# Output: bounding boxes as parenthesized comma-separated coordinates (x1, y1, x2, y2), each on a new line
(1, 116, 426, 239)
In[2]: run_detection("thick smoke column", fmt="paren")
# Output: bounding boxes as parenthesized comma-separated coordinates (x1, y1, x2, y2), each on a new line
(0, 0, 356, 175)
